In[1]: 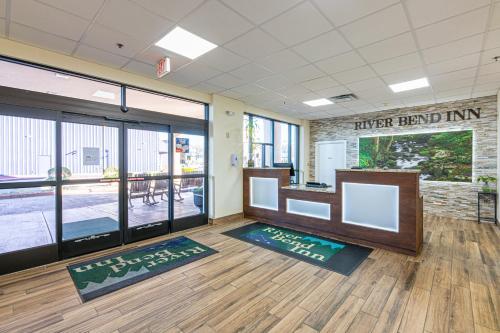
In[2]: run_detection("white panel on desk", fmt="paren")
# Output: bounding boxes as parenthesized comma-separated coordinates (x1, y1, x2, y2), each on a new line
(250, 177, 278, 211)
(342, 182, 399, 232)
(287, 198, 331, 220)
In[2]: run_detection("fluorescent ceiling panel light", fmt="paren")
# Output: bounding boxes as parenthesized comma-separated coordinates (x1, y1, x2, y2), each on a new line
(389, 77, 429, 93)
(92, 90, 115, 100)
(55, 73, 69, 79)
(155, 26, 217, 59)
(303, 98, 334, 107)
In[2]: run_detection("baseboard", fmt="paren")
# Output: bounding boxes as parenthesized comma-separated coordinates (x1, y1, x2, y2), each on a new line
(210, 212, 244, 225)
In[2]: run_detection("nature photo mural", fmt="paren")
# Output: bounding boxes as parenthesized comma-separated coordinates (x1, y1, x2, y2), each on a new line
(359, 130, 473, 182)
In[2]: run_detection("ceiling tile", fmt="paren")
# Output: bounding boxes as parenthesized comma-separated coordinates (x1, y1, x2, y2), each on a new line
(480, 47, 500, 64)
(286, 64, 324, 83)
(205, 73, 245, 89)
(476, 72, 500, 84)
(224, 28, 285, 60)
(219, 89, 245, 99)
(314, 0, 399, 26)
(258, 49, 308, 73)
(230, 63, 273, 82)
(421, 34, 483, 64)
(164, 62, 221, 87)
(346, 77, 387, 92)
(415, 7, 489, 49)
(435, 87, 472, 100)
(372, 52, 423, 75)
(301, 76, 339, 91)
(131, 0, 204, 22)
(358, 32, 417, 63)
(221, 0, 301, 25)
(82, 24, 151, 58)
(332, 66, 377, 84)
(180, 0, 253, 45)
(97, 0, 173, 42)
(278, 84, 312, 98)
(197, 47, 249, 72)
(231, 84, 267, 96)
(38, 0, 104, 20)
(11, 0, 90, 40)
(426, 53, 480, 75)
(431, 77, 474, 92)
(315, 86, 352, 98)
(489, 2, 500, 30)
(261, 2, 332, 46)
(315, 51, 366, 74)
(340, 4, 410, 47)
(121, 60, 156, 78)
(191, 81, 225, 94)
(134, 46, 192, 71)
(381, 67, 426, 84)
(484, 29, 500, 50)
(9, 22, 77, 55)
(74, 44, 130, 68)
(406, 0, 489, 28)
(292, 30, 352, 62)
(403, 94, 435, 107)
(256, 75, 293, 91)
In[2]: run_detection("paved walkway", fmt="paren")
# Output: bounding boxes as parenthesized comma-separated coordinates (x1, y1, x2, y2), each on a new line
(0, 191, 202, 254)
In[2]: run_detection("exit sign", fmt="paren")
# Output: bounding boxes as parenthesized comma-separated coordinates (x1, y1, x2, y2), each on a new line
(156, 57, 171, 78)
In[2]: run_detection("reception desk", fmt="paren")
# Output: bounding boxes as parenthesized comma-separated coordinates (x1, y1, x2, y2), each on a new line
(243, 168, 423, 255)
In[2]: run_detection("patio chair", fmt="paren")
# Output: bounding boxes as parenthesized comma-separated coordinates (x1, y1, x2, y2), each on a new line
(173, 179, 184, 202)
(150, 179, 169, 204)
(128, 179, 152, 208)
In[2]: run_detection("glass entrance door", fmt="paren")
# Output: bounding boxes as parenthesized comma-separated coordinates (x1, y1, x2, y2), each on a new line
(124, 123, 170, 242)
(60, 117, 122, 257)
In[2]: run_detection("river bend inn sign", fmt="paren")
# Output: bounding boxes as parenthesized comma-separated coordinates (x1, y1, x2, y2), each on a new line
(354, 108, 481, 130)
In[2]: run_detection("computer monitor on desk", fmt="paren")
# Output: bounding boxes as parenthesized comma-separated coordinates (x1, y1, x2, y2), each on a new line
(273, 163, 295, 183)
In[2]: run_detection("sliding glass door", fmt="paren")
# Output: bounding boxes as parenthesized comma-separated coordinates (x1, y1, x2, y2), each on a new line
(60, 116, 122, 257)
(124, 123, 170, 242)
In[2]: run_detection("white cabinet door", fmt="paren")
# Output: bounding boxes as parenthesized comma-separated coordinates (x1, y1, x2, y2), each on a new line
(315, 141, 346, 189)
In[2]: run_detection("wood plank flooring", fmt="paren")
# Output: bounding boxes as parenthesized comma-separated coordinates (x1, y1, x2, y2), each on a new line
(0, 215, 498, 333)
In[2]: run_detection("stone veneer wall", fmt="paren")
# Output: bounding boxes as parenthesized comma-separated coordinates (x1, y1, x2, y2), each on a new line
(309, 96, 498, 221)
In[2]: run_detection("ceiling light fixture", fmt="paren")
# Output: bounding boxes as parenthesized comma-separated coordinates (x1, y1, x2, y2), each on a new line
(92, 90, 116, 100)
(55, 73, 69, 79)
(155, 26, 217, 60)
(389, 77, 429, 93)
(303, 98, 334, 107)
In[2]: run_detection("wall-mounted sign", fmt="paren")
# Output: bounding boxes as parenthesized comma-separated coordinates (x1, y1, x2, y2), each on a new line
(82, 147, 100, 166)
(156, 57, 171, 78)
(176, 138, 189, 153)
(354, 108, 480, 130)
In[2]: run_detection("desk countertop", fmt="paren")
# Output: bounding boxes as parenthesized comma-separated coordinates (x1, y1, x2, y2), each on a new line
(282, 184, 336, 193)
(336, 168, 420, 173)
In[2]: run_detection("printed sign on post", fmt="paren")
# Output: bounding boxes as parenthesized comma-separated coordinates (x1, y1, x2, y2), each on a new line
(176, 138, 189, 153)
(83, 147, 100, 166)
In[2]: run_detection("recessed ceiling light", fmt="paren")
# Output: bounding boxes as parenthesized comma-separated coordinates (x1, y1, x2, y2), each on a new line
(155, 26, 217, 60)
(92, 90, 115, 100)
(303, 98, 334, 107)
(55, 73, 69, 79)
(389, 77, 429, 93)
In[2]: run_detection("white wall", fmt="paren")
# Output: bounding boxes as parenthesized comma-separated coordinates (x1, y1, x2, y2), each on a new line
(498, 89, 500, 207)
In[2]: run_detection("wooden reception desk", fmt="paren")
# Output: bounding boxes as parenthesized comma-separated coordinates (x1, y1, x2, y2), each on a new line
(243, 168, 423, 255)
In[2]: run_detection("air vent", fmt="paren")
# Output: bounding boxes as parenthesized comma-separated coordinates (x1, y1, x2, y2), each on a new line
(329, 93, 358, 103)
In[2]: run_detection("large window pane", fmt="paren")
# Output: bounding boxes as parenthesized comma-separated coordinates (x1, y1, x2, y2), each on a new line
(62, 182, 119, 240)
(274, 122, 289, 163)
(127, 88, 205, 119)
(128, 128, 169, 176)
(0, 115, 55, 182)
(62, 123, 119, 180)
(174, 178, 204, 219)
(173, 133, 205, 175)
(251, 117, 273, 144)
(291, 125, 299, 183)
(0, 60, 121, 105)
(0, 187, 56, 254)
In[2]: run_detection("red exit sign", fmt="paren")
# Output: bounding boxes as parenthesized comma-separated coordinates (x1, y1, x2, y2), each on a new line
(156, 57, 171, 78)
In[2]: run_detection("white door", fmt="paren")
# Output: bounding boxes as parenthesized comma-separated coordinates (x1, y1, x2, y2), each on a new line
(315, 141, 346, 189)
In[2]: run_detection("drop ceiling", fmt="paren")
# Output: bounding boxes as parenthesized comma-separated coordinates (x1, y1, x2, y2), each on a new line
(1, 0, 500, 120)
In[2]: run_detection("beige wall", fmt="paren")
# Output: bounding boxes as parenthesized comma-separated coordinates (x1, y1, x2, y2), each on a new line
(0, 37, 308, 219)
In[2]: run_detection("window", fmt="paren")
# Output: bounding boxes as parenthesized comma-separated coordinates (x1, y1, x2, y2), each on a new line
(243, 114, 300, 182)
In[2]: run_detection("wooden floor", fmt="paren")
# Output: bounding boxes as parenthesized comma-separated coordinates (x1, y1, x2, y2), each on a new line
(0, 215, 498, 333)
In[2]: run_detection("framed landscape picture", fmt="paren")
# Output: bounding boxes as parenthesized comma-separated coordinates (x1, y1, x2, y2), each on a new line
(358, 130, 473, 182)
